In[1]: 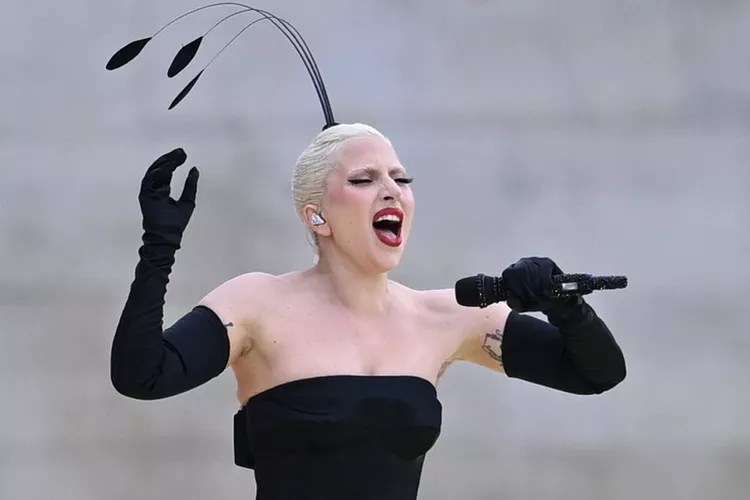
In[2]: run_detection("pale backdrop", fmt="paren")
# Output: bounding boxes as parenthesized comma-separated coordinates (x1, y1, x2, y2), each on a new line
(1, 1, 748, 499)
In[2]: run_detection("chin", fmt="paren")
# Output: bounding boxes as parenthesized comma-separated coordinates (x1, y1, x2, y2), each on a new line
(368, 241, 407, 273)
(373, 254, 403, 274)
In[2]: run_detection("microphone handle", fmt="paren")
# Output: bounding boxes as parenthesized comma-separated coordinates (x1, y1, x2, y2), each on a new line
(481, 273, 628, 302)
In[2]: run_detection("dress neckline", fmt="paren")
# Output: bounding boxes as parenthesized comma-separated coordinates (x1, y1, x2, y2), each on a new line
(241, 374, 437, 408)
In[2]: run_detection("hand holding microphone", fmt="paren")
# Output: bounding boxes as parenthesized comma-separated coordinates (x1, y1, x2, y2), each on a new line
(455, 257, 627, 313)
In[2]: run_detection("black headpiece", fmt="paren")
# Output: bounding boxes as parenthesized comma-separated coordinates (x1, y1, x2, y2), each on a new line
(105, 2, 338, 131)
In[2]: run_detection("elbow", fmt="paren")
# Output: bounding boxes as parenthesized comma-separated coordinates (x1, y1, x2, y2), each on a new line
(592, 371, 626, 394)
(109, 343, 167, 401)
(590, 354, 627, 395)
(110, 369, 159, 401)
(614, 354, 627, 386)
(111, 377, 145, 400)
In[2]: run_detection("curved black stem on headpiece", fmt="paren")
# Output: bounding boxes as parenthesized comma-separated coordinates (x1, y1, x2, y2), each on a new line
(106, 2, 338, 130)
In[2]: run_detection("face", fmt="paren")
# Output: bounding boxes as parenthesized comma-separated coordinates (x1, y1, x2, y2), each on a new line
(306, 135, 415, 274)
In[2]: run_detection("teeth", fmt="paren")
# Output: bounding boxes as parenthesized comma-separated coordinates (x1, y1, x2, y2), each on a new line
(374, 214, 402, 223)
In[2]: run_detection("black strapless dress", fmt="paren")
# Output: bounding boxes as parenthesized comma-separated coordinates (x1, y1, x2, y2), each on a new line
(233, 375, 443, 500)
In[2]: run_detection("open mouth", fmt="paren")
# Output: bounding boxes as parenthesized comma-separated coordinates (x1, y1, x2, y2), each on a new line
(372, 208, 403, 247)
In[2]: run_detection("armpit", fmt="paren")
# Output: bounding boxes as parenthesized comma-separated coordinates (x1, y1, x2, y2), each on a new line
(437, 360, 451, 379)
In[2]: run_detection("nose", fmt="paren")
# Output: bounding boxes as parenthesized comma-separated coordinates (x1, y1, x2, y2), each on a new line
(380, 178, 401, 202)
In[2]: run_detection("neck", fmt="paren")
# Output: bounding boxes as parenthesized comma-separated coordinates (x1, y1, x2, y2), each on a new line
(312, 247, 391, 315)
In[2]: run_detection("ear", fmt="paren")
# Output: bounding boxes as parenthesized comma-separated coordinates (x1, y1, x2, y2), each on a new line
(303, 204, 331, 238)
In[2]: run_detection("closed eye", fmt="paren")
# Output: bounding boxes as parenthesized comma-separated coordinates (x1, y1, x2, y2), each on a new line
(348, 177, 414, 185)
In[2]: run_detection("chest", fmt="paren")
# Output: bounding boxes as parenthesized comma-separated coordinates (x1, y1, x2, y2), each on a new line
(254, 300, 457, 377)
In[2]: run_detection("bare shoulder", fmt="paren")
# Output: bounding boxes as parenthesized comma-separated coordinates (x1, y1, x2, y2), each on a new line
(406, 286, 471, 318)
(389, 283, 512, 334)
(416, 287, 460, 310)
(407, 285, 513, 373)
(198, 270, 309, 327)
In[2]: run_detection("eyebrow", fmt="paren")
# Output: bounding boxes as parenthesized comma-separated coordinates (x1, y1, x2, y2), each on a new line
(349, 165, 407, 176)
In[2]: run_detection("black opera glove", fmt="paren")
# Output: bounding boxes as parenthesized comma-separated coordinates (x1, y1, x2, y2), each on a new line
(110, 148, 230, 401)
(499, 256, 626, 393)
(139, 147, 199, 251)
(501, 256, 569, 312)
(501, 256, 587, 324)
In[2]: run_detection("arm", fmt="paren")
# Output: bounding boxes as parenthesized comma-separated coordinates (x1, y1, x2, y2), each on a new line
(110, 148, 254, 400)
(453, 301, 512, 375)
(457, 298, 626, 395)
(109, 243, 256, 400)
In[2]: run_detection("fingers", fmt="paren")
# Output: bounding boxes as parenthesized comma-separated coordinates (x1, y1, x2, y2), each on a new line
(140, 148, 189, 198)
(503, 257, 556, 312)
(142, 148, 187, 183)
(147, 148, 187, 173)
(179, 166, 200, 204)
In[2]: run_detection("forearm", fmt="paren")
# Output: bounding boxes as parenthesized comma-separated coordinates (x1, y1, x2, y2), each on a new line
(110, 242, 229, 400)
(501, 300, 626, 395)
(110, 242, 174, 396)
(548, 298, 626, 391)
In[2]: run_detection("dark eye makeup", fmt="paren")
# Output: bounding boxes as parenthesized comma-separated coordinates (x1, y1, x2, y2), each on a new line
(348, 177, 414, 185)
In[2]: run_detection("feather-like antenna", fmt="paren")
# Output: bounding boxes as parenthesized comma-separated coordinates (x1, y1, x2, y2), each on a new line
(106, 2, 337, 129)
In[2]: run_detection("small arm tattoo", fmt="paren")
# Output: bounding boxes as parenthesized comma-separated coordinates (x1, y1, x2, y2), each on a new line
(481, 329, 504, 367)
(223, 322, 234, 328)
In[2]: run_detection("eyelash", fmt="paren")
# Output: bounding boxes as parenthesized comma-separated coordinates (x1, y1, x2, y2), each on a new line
(349, 177, 414, 185)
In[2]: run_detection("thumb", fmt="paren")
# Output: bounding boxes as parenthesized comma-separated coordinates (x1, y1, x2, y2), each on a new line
(179, 166, 199, 204)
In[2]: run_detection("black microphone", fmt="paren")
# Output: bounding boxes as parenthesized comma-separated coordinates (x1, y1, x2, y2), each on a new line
(455, 273, 628, 308)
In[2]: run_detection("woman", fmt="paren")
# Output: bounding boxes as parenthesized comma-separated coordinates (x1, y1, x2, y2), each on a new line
(110, 123, 626, 500)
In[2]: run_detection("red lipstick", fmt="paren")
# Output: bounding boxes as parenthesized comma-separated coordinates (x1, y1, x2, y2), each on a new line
(372, 208, 404, 247)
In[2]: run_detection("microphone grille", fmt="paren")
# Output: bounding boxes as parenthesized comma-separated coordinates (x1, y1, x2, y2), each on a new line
(597, 275, 628, 289)
(455, 276, 483, 307)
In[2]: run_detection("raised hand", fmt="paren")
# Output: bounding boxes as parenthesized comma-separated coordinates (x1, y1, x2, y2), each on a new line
(138, 148, 199, 249)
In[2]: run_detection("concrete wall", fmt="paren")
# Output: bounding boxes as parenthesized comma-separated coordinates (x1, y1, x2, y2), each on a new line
(1, 1, 748, 498)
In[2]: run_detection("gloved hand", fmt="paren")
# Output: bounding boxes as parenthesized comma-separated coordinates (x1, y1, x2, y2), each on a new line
(138, 148, 199, 250)
(501, 257, 584, 321)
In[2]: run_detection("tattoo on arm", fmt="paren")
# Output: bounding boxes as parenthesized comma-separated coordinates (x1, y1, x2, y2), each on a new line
(481, 329, 504, 368)
(223, 322, 234, 328)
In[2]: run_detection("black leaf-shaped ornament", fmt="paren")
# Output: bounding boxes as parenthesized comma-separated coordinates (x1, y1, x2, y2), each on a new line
(167, 37, 203, 78)
(168, 71, 204, 110)
(106, 38, 151, 70)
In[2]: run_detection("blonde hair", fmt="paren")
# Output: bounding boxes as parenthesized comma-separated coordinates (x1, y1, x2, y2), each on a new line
(291, 123, 389, 248)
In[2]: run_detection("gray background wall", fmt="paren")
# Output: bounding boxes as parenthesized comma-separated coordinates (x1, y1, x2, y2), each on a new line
(1, 1, 748, 499)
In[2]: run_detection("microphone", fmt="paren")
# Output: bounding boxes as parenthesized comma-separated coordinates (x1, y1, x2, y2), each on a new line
(455, 273, 628, 308)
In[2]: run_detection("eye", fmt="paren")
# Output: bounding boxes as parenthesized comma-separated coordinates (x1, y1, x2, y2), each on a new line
(348, 176, 413, 185)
